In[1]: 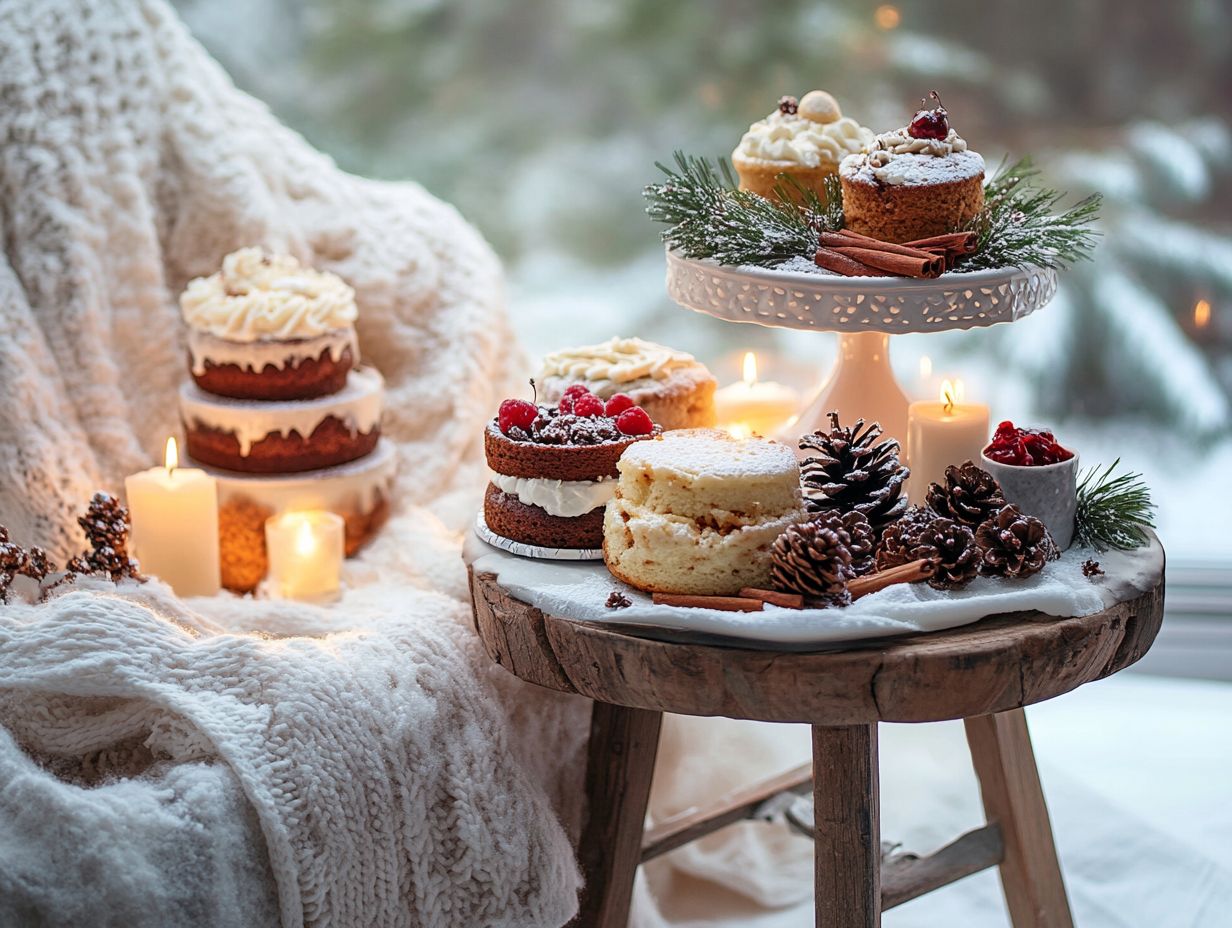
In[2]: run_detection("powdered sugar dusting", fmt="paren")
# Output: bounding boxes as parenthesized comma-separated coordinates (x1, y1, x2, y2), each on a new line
(841, 150, 985, 187)
(618, 428, 798, 478)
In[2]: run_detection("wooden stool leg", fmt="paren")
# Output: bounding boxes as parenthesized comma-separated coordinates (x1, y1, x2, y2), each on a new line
(571, 702, 662, 928)
(812, 723, 880, 928)
(964, 709, 1075, 928)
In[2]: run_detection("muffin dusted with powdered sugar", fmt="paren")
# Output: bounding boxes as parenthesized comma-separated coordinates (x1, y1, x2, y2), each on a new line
(536, 337, 716, 431)
(603, 429, 808, 595)
(839, 93, 985, 244)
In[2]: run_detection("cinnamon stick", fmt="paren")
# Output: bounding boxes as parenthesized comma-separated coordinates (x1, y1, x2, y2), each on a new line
(653, 592, 765, 612)
(823, 230, 940, 259)
(831, 246, 944, 279)
(739, 587, 805, 609)
(903, 232, 977, 253)
(848, 558, 936, 601)
(814, 246, 890, 277)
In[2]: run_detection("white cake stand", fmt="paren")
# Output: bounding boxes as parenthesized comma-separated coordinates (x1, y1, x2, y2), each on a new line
(665, 248, 1058, 447)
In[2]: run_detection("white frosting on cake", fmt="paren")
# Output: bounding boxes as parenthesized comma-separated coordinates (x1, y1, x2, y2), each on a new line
(840, 149, 985, 187)
(539, 338, 698, 390)
(187, 328, 359, 376)
(869, 126, 970, 159)
(180, 248, 358, 342)
(734, 111, 872, 168)
(179, 367, 384, 456)
(196, 437, 397, 516)
(619, 427, 798, 479)
(488, 472, 614, 518)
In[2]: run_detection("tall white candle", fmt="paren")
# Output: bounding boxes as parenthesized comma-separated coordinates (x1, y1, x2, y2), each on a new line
(714, 352, 801, 439)
(265, 510, 344, 602)
(906, 380, 990, 505)
(125, 437, 220, 597)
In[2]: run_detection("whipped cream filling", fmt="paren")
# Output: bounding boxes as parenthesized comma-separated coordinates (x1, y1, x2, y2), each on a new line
(181, 248, 358, 342)
(187, 328, 359, 376)
(489, 472, 614, 518)
(539, 337, 697, 388)
(868, 126, 969, 160)
(735, 112, 872, 167)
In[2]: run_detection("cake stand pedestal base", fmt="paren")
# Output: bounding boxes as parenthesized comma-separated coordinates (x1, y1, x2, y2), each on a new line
(786, 332, 909, 449)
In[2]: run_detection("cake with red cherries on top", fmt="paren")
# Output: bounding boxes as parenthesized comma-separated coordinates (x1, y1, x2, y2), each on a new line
(839, 93, 985, 244)
(180, 247, 359, 400)
(484, 385, 660, 550)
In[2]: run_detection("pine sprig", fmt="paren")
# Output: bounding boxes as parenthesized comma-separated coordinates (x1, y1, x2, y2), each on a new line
(1074, 459, 1156, 551)
(643, 150, 1101, 273)
(643, 152, 841, 267)
(958, 156, 1102, 272)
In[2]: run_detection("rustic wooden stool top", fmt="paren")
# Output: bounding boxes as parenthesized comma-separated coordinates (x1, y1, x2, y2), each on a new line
(469, 567, 1165, 928)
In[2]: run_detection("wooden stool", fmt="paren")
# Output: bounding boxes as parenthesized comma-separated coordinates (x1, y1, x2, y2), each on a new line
(469, 569, 1164, 928)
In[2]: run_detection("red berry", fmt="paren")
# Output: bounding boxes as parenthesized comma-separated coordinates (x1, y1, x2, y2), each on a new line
(498, 399, 537, 435)
(572, 394, 605, 418)
(558, 383, 593, 414)
(604, 393, 635, 416)
(616, 407, 654, 436)
(907, 91, 949, 141)
(983, 420, 1072, 466)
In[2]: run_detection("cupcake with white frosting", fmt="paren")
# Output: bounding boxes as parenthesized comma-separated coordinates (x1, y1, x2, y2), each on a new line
(731, 91, 873, 204)
(536, 337, 716, 431)
(180, 248, 360, 400)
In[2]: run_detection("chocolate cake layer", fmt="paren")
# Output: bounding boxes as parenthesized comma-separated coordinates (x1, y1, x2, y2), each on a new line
(191, 344, 355, 401)
(484, 421, 647, 481)
(483, 484, 605, 549)
(185, 417, 380, 474)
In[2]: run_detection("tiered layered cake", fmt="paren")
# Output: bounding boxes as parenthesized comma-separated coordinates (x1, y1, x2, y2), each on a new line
(177, 249, 395, 592)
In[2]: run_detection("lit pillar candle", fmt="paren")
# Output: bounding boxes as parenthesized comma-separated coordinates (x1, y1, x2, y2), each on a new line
(713, 352, 801, 438)
(906, 379, 990, 504)
(125, 437, 220, 597)
(264, 511, 344, 602)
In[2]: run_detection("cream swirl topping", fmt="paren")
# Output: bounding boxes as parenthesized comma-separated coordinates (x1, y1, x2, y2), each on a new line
(489, 473, 614, 519)
(180, 248, 358, 342)
(735, 112, 873, 168)
(866, 127, 969, 165)
(539, 337, 697, 386)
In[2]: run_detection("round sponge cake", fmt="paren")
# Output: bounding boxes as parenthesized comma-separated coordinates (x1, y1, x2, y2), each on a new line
(603, 429, 808, 595)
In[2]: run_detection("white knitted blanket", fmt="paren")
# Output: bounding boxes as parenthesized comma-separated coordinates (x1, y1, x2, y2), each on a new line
(0, 2, 590, 925)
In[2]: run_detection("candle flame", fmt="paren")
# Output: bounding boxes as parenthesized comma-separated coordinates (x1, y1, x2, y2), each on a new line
(940, 379, 956, 414)
(742, 351, 758, 387)
(164, 436, 178, 475)
(919, 355, 932, 379)
(1194, 299, 1211, 329)
(295, 519, 316, 558)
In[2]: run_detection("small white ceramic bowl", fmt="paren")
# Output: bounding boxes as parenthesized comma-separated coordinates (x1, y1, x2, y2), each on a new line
(979, 451, 1078, 550)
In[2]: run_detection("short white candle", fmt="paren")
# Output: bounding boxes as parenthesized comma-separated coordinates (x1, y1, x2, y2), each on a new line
(125, 437, 220, 597)
(264, 510, 344, 602)
(714, 352, 801, 438)
(906, 380, 990, 505)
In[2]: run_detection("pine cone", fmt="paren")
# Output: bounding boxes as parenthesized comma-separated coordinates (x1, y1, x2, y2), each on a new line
(873, 506, 937, 571)
(976, 505, 1058, 579)
(913, 518, 980, 590)
(770, 515, 854, 606)
(841, 510, 877, 576)
(926, 461, 1006, 529)
(78, 492, 132, 558)
(799, 412, 910, 538)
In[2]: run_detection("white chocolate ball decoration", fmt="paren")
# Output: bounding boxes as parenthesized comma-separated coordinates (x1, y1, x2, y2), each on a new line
(798, 90, 842, 124)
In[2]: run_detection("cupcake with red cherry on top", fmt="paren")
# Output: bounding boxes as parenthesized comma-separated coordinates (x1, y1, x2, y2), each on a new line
(981, 421, 1078, 549)
(483, 384, 661, 550)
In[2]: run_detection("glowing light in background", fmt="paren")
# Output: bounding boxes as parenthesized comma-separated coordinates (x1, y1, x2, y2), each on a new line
(919, 355, 932, 379)
(874, 5, 901, 30)
(1194, 299, 1211, 329)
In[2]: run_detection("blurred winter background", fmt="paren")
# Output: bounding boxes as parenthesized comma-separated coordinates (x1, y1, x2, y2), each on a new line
(175, 0, 1231, 577)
